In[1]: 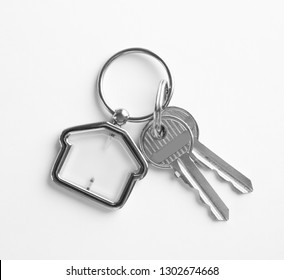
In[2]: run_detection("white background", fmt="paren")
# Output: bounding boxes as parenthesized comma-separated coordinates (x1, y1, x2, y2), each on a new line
(0, 0, 284, 259)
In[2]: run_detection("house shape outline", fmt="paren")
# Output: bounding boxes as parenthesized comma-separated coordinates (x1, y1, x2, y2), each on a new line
(52, 121, 148, 208)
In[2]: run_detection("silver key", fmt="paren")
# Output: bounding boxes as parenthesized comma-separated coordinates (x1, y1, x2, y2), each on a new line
(140, 115, 229, 221)
(162, 106, 253, 193)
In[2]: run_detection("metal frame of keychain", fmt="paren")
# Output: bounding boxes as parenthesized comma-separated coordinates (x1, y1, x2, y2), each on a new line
(51, 48, 173, 208)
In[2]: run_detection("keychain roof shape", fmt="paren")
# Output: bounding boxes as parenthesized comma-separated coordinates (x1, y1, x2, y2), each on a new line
(52, 121, 148, 208)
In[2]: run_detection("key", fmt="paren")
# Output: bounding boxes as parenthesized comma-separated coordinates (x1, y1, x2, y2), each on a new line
(162, 106, 253, 193)
(140, 115, 229, 221)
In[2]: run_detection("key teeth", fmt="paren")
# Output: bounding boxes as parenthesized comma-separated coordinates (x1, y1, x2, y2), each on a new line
(175, 157, 230, 222)
(192, 186, 229, 221)
(212, 167, 253, 194)
(193, 158, 253, 194)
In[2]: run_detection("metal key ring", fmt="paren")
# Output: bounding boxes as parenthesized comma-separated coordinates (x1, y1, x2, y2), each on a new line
(152, 80, 168, 138)
(97, 48, 173, 123)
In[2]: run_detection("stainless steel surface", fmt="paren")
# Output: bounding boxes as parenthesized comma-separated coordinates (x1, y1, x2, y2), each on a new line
(171, 154, 229, 221)
(112, 108, 130, 126)
(51, 121, 148, 208)
(162, 106, 253, 193)
(140, 115, 229, 221)
(97, 48, 173, 123)
(152, 80, 168, 138)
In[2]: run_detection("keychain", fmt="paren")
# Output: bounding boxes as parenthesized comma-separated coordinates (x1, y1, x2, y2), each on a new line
(51, 48, 173, 208)
(51, 48, 252, 220)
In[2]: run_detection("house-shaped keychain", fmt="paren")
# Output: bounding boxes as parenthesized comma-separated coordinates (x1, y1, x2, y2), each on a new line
(51, 48, 173, 209)
(52, 121, 148, 208)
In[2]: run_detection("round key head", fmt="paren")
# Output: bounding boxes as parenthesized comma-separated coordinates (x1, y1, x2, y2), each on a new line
(162, 106, 199, 139)
(139, 115, 193, 169)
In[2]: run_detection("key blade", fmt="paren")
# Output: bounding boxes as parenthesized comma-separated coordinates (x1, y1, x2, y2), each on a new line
(192, 141, 253, 194)
(172, 154, 229, 221)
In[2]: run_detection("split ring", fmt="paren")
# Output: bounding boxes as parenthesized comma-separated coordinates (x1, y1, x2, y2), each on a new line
(152, 80, 168, 138)
(97, 48, 173, 122)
